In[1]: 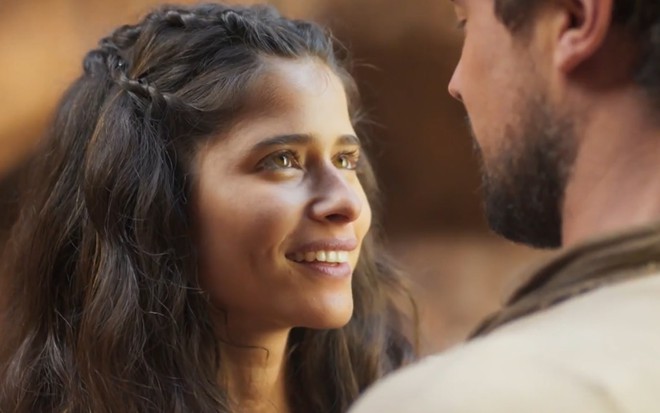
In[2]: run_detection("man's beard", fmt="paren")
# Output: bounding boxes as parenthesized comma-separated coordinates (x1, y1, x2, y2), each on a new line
(472, 94, 577, 248)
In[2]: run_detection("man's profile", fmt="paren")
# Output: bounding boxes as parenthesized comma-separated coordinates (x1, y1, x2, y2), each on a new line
(351, 0, 660, 411)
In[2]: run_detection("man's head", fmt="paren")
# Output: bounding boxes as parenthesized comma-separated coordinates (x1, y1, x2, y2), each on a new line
(449, 0, 660, 248)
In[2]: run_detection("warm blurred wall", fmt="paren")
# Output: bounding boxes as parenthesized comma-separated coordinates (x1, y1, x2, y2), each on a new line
(0, 0, 548, 354)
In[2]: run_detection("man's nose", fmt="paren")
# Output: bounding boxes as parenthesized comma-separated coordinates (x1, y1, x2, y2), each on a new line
(448, 60, 464, 103)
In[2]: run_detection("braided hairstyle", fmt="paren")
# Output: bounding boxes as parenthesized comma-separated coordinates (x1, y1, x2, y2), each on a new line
(494, 0, 660, 107)
(0, 4, 415, 413)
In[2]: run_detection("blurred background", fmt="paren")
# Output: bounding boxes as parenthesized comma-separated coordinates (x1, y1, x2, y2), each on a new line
(0, 0, 551, 354)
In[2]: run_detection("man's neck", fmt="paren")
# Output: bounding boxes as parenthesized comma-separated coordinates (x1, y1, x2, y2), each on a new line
(562, 87, 660, 247)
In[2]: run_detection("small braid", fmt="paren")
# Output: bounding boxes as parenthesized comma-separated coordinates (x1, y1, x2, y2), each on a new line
(81, 4, 337, 112)
(108, 24, 142, 50)
(82, 22, 140, 78)
(83, 20, 173, 107)
(160, 8, 217, 29)
(109, 62, 171, 106)
(81, 6, 253, 108)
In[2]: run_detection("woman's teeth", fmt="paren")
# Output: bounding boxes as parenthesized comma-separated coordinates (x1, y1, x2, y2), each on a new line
(291, 251, 349, 263)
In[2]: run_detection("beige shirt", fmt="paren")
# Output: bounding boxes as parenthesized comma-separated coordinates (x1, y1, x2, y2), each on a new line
(350, 273, 660, 413)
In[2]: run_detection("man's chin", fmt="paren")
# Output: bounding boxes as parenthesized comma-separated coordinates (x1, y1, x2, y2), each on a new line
(486, 207, 562, 249)
(482, 171, 563, 249)
(477, 92, 576, 249)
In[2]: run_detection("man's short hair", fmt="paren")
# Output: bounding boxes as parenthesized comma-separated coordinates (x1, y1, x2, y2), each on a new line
(494, 0, 660, 106)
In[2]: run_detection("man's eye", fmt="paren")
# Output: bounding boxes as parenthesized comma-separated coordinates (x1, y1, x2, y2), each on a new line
(333, 151, 360, 170)
(259, 150, 301, 170)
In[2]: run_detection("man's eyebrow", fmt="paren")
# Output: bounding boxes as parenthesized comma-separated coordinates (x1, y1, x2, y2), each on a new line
(251, 133, 361, 151)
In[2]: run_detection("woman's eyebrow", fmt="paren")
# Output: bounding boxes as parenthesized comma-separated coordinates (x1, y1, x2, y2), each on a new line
(338, 134, 361, 147)
(252, 133, 361, 151)
(251, 134, 312, 151)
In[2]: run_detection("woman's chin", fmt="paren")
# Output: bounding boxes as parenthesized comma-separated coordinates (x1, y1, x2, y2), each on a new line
(298, 299, 354, 330)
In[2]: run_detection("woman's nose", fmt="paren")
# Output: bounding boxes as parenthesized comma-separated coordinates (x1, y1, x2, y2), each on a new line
(308, 168, 363, 224)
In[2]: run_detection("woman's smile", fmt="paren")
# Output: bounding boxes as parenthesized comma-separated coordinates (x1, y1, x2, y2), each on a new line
(285, 237, 358, 279)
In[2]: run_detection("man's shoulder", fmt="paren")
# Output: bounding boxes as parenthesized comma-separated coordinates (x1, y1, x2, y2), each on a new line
(351, 343, 623, 413)
(496, 270, 660, 338)
(350, 273, 660, 413)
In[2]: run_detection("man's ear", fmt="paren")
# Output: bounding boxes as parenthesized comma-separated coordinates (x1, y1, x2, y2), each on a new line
(554, 0, 613, 73)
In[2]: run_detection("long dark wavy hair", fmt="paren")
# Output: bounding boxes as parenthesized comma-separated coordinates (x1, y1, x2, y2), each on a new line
(0, 4, 416, 412)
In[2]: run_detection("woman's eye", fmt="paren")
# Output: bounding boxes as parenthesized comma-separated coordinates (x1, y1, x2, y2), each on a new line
(333, 151, 360, 170)
(259, 150, 301, 171)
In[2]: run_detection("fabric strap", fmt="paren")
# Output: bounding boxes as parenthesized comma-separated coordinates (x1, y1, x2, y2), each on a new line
(471, 223, 660, 338)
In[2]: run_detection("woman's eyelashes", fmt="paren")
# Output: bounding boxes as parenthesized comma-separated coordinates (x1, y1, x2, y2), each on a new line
(257, 148, 361, 172)
(333, 149, 360, 170)
(258, 149, 302, 171)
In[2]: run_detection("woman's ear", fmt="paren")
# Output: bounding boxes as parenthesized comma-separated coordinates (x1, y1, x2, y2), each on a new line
(553, 0, 613, 73)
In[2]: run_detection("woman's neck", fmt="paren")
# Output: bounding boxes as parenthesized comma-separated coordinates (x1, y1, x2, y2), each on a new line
(215, 317, 293, 413)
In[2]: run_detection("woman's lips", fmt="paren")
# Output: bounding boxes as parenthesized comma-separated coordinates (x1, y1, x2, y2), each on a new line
(286, 239, 357, 279)
(291, 260, 352, 278)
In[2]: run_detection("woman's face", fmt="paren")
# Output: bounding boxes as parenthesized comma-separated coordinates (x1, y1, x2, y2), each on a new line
(193, 58, 371, 335)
